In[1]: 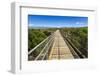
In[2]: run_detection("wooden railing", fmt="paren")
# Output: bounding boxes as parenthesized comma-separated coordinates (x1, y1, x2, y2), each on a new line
(28, 33, 54, 60)
(60, 30, 86, 58)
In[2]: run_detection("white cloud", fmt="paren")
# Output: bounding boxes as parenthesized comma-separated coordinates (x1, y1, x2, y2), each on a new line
(29, 23, 34, 26)
(76, 22, 80, 25)
(76, 22, 85, 25)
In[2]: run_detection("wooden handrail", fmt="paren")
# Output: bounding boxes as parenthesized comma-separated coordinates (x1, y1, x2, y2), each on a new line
(28, 34, 53, 55)
(34, 36, 54, 60)
(60, 30, 86, 58)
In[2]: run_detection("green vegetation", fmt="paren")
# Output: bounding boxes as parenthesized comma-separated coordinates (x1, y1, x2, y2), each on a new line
(60, 27, 88, 57)
(28, 28, 57, 60)
(28, 28, 56, 51)
(28, 27, 88, 60)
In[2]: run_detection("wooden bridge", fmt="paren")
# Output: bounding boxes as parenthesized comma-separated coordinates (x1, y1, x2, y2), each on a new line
(49, 30, 74, 60)
(28, 30, 86, 61)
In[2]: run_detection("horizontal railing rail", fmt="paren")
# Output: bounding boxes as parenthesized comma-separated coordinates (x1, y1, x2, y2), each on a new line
(28, 36, 50, 55)
(60, 30, 86, 58)
(35, 36, 54, 60)
(28, 33, 55, 60)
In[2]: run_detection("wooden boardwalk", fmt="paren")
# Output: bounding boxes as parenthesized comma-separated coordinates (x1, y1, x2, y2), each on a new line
(49, 30, 74, 60)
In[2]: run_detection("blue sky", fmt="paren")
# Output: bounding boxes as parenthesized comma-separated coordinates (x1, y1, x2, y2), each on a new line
(28, 15, 88, 28)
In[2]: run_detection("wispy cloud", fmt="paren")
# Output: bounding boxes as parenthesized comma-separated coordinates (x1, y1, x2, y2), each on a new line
(28, 15, 88, 28)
